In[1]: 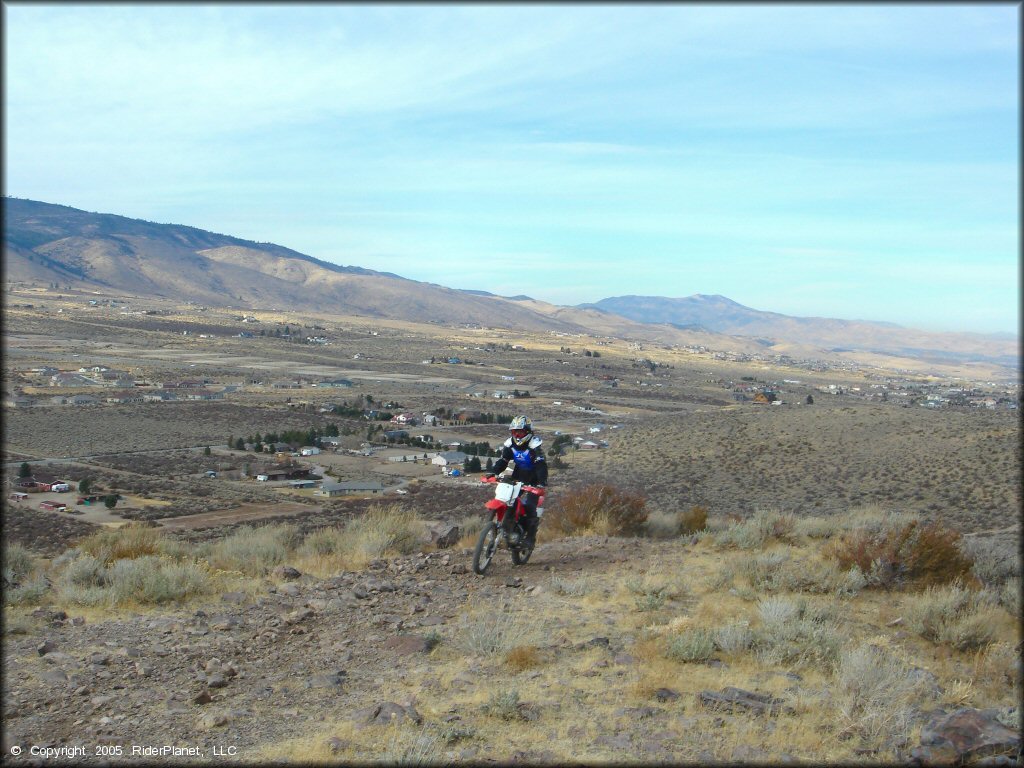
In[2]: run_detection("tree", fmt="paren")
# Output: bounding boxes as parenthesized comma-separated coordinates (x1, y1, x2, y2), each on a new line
(234, 437, 246, 450)
(104, 494, 118, 509)
(806, 394, 814, 405)
(78, 478, 92, 495)
(18, 462, 31, 478)
(468, 456, 482, 473)
(204, 445, 212, 456)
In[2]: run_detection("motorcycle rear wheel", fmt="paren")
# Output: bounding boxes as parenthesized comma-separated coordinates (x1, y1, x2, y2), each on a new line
(473, 522, 499, 575)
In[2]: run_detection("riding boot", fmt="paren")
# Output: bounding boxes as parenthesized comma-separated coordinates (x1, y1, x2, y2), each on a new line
(524, 517, 538, 547)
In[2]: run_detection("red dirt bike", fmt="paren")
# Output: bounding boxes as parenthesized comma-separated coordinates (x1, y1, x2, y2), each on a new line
(472, 476, 545, 575)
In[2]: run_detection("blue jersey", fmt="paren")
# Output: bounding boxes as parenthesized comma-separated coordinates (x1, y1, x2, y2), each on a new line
(493, 436, 548, 485)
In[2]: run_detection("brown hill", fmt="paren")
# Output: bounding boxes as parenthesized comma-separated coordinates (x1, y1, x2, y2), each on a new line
(4, 198, 1017, 371)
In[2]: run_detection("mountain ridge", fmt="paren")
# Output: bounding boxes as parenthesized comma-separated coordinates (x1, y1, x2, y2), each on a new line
(3, 197, 1017, 370)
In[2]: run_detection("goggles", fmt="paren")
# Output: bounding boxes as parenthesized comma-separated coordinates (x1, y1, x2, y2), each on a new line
(510, 428, 530, 439)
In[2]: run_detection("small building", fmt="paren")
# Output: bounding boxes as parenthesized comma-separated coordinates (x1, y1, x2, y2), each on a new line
(39, 500, 67, 511)
(300, 446, 321, 456)
(288, 479, 318, 489)
(432, 451, 468, 468)
(9, 492, 28, 503)
(318, 481, 385, 497)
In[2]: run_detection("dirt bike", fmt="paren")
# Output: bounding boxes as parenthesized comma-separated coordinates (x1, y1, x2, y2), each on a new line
(472, 476, 545, 575)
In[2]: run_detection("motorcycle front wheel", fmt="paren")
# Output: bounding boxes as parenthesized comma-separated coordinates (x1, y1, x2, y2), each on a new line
(511, 538, 533, 565)
(473, 522, 499, 575)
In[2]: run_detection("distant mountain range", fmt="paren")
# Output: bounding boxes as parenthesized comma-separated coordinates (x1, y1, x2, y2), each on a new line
(3, 198, 1018, 370)
(581, 295, 1019, 368)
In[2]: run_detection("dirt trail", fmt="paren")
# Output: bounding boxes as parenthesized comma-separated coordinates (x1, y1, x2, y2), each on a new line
(153, 502, 320, 531)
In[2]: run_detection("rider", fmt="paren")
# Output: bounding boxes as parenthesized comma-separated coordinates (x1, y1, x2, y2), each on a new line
(486, 415, 547, 547)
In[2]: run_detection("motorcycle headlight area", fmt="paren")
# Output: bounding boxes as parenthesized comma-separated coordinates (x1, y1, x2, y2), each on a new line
(494, 482, 519, 503)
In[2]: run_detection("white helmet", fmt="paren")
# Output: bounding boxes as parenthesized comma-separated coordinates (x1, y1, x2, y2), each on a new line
(509, 415, 533, 448)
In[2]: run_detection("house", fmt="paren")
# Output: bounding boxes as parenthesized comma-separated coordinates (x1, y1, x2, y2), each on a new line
(318, 481, 385, 497)
(318, 378, 354, 388)
(391, 412, 418, 425)
(39, 501, 67, 511)
(579, 440, 601, 451)
(421, 414, 439, 426)
(288, 479, 318, 489)
(432, 451, 468, 468)
(51, 394, 101, 406)
(300, 446, 321, 456)
(252, 466, 311, 482)
(50, 373, 101, 387)
(143, 391, 178, 402)
(106, 390, 145, 404)
(384, 430, 409, 441)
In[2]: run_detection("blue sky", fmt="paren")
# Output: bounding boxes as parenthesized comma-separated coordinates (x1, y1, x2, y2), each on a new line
(4, 4, 1019, 334)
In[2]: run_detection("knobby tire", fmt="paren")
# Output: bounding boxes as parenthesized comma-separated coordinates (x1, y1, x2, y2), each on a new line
(473, 522, 499, 575)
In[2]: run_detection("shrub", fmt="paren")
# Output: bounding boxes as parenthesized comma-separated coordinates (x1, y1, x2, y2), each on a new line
(104, 556, 216, 605)
(713, 621, 753, 654)
(825, 519, 974, 589)
(546, 484, 647, 537)
(59, 553, 107, 588)
(962, 536, 1021, 588)
(340, 504, 421, 565)
(6, 577, 50, 606)
(644, 509, 680, 539)
(3, 542, 38, 585)
(903, 581, 999, 650)
(667, 627, 716, 662)
(549, 574, 592, 596)
(754, 597, 841, 668)
(624, 572, 691, 612)
(381, 726, 444, 765)
(999, 577, 1020, 618)
(205, 524, 298, 576)
(483, 689, 524, 720)
(835, 642, 931, 747)
(713, 509, 797, 550)
(505, 644, 542, 671)
(77, 523, 163, 564)
(678, 505, 709, 534)
(457, 610, 531, 657)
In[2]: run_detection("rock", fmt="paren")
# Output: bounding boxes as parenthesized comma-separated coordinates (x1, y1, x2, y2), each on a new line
(383, 635, 432, 655)
(221, 591, 248, 604)
(192, 691, 214, 705)
(37, 638, 57, 656)
(434, 526, 461, 549)
(325, 736, 349, 754)
(272, 565, 302, 581)
(450, 564, 468, 575)
(307, 672, 346, 689)
(206, 673, 229, 689)
(210, 615, 241, 631)
(198, 711, 230, 729)
(698, 687, 786, 716)
(351, 702, 423, 728)
(277, 583, 301, 598)
(285, 608, 315, 625)
(654, 688, 680, 702)
(913, 708, 1021, 765)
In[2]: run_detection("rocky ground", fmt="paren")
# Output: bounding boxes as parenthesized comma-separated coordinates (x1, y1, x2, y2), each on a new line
(2, 537, 634, 765)
(4, 530, 1019, 766)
